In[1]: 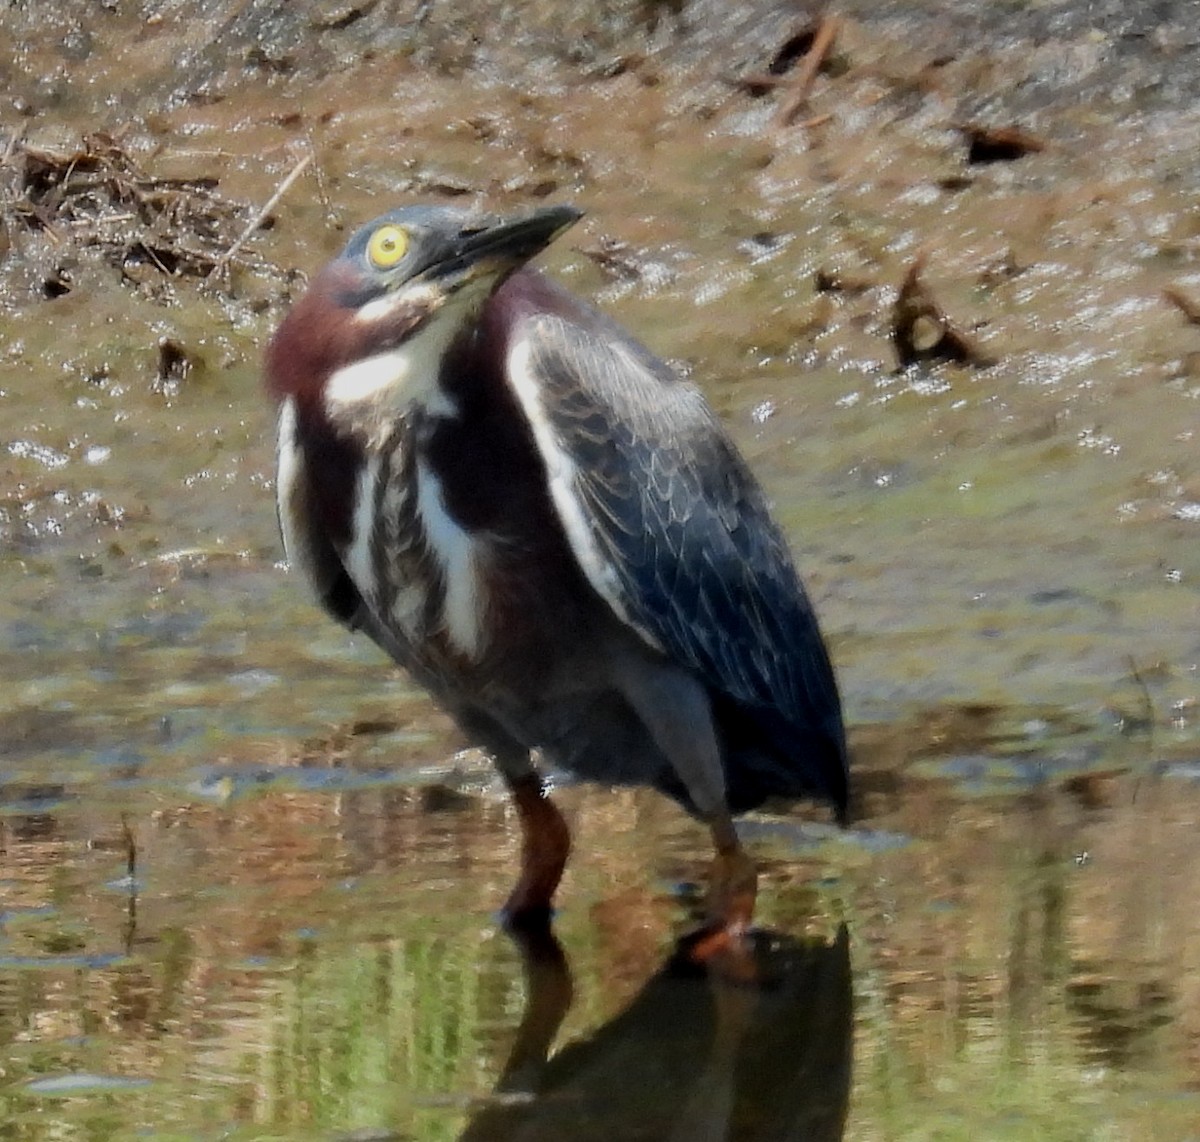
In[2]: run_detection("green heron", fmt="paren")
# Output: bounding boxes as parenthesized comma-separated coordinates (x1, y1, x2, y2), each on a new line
(265, 204, 847, 947)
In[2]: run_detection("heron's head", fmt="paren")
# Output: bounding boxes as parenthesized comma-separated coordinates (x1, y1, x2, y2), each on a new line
(265, 203, 581, 427)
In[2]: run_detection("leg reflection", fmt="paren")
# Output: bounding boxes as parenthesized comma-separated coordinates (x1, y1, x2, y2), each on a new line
(463, 922, 852, 1141)
(494, 920, 574, 1097)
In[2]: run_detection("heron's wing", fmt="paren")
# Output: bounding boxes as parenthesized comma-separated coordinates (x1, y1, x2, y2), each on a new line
(507, 314, 845, 769)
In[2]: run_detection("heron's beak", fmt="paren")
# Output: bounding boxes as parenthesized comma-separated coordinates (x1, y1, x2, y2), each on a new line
(418, 205, 582, 291)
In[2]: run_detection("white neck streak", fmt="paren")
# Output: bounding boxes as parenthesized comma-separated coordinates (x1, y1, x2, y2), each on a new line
(322, 280, 494, 444)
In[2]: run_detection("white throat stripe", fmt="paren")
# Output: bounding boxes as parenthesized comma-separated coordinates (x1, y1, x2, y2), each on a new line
(415, 460, 486, 660)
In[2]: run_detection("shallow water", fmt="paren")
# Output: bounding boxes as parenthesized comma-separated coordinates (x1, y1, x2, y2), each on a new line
(3, 738, 1200, 1139)
(2, 3, 1199, 1139)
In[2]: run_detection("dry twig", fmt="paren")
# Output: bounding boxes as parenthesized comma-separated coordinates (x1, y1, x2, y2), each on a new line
(775, 15, 839, 128)
(1163, 286, 1200, 326)
(208, 149, 311, 282)
(1, 131, 263, 287)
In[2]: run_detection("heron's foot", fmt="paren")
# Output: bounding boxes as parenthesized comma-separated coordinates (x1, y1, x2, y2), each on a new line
(501, 774, 571, 927)
(706, 844, 758, 933)
(678, 920, 759, 983)
(675, 844, 760, 981)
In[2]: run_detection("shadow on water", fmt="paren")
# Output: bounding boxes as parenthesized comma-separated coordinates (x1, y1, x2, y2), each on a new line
(460, 924, 852, 1142)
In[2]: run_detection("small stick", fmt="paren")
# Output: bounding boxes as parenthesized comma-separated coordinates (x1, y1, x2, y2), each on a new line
(775, 15, 839, 128)
(1, 124, 25, 165)
(733, 72, 788, 94)
(120, 812, 138, 955)
(79, 212, 139, 225)
(140, 243, 173, 275)
(121, 812, 137, 881)
(1125, 655, 1156, 806)
(1163, 286, 1200, 326)
(207, 149, 311, 282)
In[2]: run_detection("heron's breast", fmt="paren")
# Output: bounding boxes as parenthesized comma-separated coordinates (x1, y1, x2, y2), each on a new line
(337, 432, 493, 667)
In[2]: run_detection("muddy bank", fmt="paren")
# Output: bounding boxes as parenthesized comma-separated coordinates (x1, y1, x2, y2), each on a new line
(6, 1, 1200, 118)
(3, 1, 1198, 729)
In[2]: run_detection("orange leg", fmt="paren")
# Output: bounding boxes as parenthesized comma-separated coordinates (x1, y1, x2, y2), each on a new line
(707, 838, 758, 934)
(684, 821, 759, 973)
(501, 774, 571, 927)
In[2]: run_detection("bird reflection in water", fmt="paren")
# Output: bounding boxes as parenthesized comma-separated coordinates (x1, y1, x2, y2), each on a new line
(459, 924, 852, 1142)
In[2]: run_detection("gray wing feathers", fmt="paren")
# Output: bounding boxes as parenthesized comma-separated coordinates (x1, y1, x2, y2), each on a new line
(507, 314, 838, 731)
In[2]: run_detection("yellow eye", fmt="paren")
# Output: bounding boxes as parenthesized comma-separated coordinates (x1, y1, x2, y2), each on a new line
(367, 224, 409, 269)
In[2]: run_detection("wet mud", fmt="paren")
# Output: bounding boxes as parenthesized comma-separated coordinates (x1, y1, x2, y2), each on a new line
(1, 2, 1199, 1139)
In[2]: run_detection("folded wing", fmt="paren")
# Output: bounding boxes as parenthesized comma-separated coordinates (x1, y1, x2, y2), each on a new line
(506, 313, 847, 812)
